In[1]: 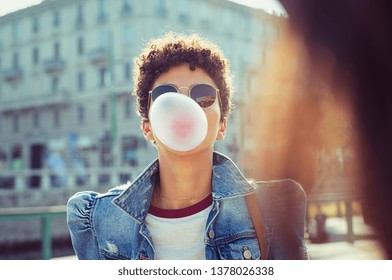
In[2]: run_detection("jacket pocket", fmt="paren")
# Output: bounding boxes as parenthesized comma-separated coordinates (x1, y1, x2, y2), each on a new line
(216, 236, 261, 260)
(99, 249, 131, 260)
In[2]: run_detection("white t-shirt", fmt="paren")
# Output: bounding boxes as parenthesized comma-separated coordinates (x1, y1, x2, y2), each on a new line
(145, 194, 212, 260)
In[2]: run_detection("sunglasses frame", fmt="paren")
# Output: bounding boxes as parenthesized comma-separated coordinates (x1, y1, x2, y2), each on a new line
(147, 83, 221, 112)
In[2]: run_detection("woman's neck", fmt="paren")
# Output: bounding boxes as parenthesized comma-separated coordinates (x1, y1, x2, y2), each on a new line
(152, 149, 214, 210)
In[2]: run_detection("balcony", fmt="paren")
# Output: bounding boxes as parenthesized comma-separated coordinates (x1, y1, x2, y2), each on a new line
(3, 68, 23, 83)
(89, 47, 108, 67)
(43, 58, 65, 75)
(0, 166, 135, 191)
(0, 90, 70, 113)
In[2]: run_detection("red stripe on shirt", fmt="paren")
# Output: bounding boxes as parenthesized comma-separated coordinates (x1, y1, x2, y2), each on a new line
(149, 194, 213, 218)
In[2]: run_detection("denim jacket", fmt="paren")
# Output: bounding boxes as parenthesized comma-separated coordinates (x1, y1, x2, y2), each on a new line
(67, 152, 308, 260)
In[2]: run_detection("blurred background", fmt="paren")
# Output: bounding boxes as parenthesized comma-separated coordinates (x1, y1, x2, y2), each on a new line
(0, 0, 384, 259)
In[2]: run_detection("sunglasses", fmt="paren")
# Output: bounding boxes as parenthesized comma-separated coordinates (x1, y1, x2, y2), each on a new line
(148, 83, 220, 110)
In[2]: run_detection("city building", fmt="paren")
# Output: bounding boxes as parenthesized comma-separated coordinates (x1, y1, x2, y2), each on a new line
(0, 0, 281, 197)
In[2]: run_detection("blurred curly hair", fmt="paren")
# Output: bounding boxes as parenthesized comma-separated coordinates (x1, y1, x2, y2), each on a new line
(132, 32, 233, 121)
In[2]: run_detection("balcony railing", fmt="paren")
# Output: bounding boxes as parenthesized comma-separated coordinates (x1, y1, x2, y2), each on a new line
(3, 68, 23, 83)
(43, 58, 65, 74)
(88, 47, 108, 66)
(0, 167, 137, 191)
(0, 205, 67, 260)
(0, 90, 70, 112)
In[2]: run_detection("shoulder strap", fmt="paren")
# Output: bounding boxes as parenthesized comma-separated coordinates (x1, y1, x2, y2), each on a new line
(246, 193, 268, 260)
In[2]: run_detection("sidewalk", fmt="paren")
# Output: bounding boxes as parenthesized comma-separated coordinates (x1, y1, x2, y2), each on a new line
(306, 216, 385, 260)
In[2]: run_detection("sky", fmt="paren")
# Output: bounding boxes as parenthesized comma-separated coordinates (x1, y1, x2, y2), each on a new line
(0, 0, 286, 17)
(230, 0, 286, 15)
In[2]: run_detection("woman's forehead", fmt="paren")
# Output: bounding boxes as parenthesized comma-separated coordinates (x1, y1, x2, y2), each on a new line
(153, 64, 215, 88)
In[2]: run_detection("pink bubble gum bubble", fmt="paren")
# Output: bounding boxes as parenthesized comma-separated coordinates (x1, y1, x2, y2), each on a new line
(150, 92, 208, 152)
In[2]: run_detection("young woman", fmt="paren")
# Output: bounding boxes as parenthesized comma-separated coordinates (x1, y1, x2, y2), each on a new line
(67, 32, 308, 260)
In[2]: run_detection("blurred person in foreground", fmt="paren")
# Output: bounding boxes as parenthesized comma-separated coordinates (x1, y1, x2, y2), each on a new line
(248, 0, 391, 258)
(66, 32, 308, 260)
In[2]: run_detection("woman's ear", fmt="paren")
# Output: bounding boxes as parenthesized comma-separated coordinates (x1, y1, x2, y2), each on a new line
(141, 120, 155, 141)
(216, 118, 227, 140)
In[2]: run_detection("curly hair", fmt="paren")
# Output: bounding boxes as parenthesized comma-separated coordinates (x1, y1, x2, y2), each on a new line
(132, 32, 233, 121)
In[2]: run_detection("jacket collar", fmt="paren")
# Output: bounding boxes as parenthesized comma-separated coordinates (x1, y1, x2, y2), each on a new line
(112, 151, 255, 223)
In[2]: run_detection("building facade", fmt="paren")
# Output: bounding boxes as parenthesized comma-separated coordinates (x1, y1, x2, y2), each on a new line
(0, 0, 280, 194)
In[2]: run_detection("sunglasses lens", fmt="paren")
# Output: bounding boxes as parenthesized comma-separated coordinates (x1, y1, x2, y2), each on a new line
(191, 84, 217, 108)
(151, 85, 178, 101)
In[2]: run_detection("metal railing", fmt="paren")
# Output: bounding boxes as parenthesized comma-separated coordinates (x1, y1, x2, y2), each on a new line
(306, 190, 362, 243)
(0, 166, 139, 191)
(0, 205, 67, 260)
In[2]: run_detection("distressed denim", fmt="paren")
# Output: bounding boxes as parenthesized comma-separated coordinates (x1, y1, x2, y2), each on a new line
(67, 152, 308, 260)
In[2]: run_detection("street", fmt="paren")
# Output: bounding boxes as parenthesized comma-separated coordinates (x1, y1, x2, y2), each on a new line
(306, 216, 385, 260)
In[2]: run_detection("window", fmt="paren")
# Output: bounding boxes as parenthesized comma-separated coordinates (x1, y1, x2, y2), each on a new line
(53, 10, 60, 26)
(242, 15, 252, 35)
(52, 76, 59, 92)
(122, 136, 139, 166)
(13, 115, 19, 133)
(100, 130, 113, 167)
(11, 145, 23, 171)
(178, 0, 189, 22)
(77, 105, 85, 124)
(199, 2, 209, 25)
(77, 72, 84, 91)
(11, 22, 19, 41)
(99, 68, 107, 88)
(124, 62, 131, 80)
(98, 0, 108, 21)
(13, 53, 19, 68)
(100, 102, 107, 121)
(54, 42, 60, 59)
(156, 0, 166, 15)
(53, 109, 60, 128)
(122, 25, 131, 45)
(99, 30, 109, 49)
(223, 8, 232, 28)
(33, 111, 40, 128)
(122, 0, 132, 13)
(32, 47, 39, 65)
(76, 4, 84, 26)
(124, 98, 132, 118)
(32, 17, 39, 33)
(77, 36, 84, 55)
